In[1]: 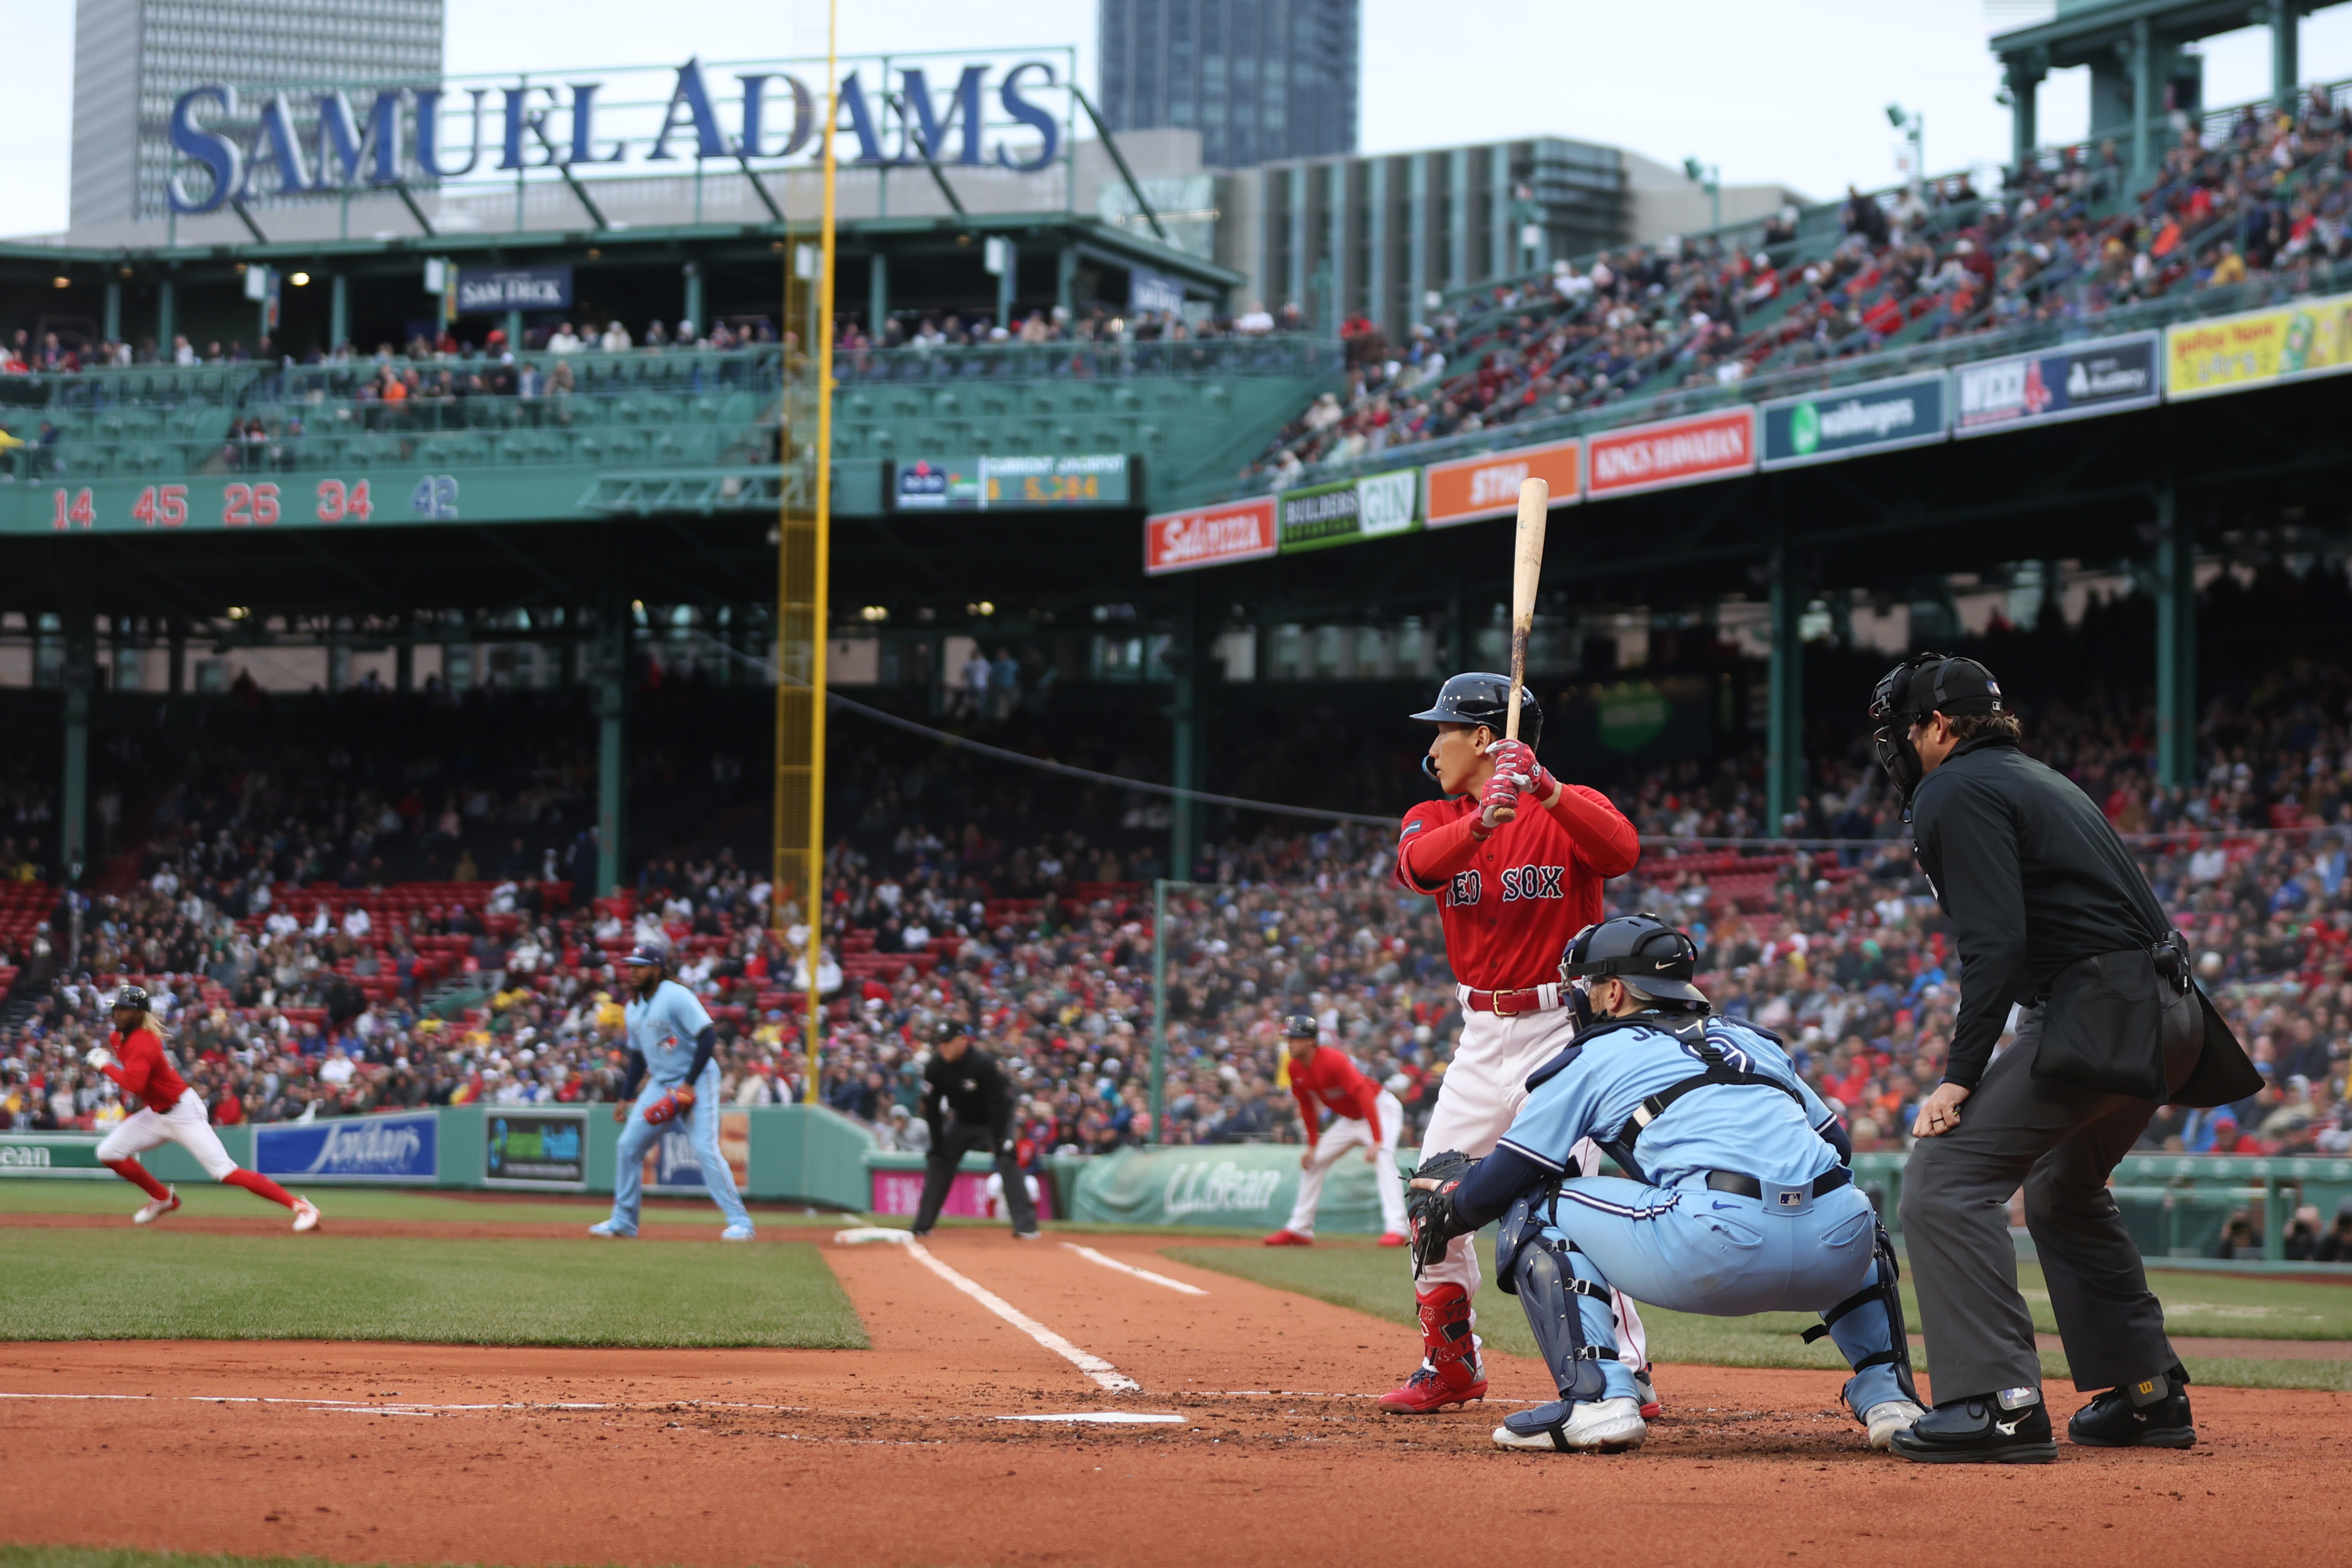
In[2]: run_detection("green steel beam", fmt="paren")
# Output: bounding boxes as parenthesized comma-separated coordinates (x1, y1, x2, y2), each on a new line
(2154, 483, 2199, 787)
(1767, 539, 1803, 837)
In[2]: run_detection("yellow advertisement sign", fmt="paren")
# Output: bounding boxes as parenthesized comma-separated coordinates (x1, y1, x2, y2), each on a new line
(2165, 298, 2352, 399)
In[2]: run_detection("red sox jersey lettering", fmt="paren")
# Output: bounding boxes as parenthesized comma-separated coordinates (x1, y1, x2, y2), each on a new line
(1397, 787, 1637, 991)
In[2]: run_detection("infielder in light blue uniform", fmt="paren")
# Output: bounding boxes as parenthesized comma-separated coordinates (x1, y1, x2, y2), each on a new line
(1407, 915, 1921, 1455)
(590, 944, 754, 1240)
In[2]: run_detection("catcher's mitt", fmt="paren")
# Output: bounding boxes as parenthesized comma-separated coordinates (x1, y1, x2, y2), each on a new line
(640, 1090, 684, 1127)
(1404, 1148, 1480, 1276)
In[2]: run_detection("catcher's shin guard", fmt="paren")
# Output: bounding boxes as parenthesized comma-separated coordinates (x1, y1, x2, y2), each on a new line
(1802, 1221, 1921, 1418)
(1515, 1236, 1614, 1402)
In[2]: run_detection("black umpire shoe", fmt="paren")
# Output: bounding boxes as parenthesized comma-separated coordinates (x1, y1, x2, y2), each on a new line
(2069, 1366, 2195, 1448)
(1888, 1389, 2056, 1464)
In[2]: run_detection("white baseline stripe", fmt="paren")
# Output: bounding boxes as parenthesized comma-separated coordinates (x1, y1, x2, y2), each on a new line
(904, 1240, 1140, 1393)
(1062, 1243, 1208, 1296)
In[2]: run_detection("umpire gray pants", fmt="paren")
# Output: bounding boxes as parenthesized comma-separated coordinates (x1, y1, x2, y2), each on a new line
(1899, 991, 2202, 1404)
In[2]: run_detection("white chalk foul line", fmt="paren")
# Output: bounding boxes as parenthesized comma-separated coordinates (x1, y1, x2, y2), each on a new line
(998, 1412, 1187, 1425)
(902, 1239, 1140, 1393)
(1062, 1243, 1209, 1296)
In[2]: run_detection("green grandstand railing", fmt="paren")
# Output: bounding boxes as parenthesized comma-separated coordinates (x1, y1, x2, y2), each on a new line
(1849, 1151, 2352, 1270)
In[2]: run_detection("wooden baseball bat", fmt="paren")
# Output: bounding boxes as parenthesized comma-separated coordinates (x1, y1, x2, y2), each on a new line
(1490, 476, 1549, 823)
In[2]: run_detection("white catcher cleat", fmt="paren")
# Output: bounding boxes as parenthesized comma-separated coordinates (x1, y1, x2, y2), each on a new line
(1865, 1399, 1926, 1450)
(1494, 1396, 1648, 1454)
(134, 1185, 181, 1225)
(291, 1197, 321, 1233)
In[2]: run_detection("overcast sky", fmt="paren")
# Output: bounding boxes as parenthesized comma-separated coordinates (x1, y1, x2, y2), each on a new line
(10, 0, 2352, 236)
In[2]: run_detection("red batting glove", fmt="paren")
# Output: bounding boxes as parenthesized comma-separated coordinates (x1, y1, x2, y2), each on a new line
(1477, 768, 1522, 832)
(1484, 738, 1552, 802)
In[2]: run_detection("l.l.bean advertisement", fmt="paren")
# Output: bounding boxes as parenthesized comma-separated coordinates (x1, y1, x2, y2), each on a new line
(1069, 1142, 1415, 1232)
(2165, 298, 2352, 399)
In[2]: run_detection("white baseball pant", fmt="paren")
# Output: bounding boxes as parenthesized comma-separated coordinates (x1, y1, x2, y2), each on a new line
(1283, 1088, 1407, 1238)
(95, 1088, 239, 1179)
(1417, 1002, 1649, 1372)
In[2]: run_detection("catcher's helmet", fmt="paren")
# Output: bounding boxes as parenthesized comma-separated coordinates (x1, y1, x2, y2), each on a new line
(1560, 914, 1707, 1006)
(112, 984, 150, 1011)
(1409, 672, 1541, 748)
(1279, 1013, 1320, 1039)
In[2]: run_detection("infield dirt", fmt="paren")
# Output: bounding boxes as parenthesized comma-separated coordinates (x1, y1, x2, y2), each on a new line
(3, 1227, 2347, 1568)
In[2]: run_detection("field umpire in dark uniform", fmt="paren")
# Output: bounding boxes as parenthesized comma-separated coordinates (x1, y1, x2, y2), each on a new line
(911, 1021, 1040, 1240)
(1870, 654, 2260, 1463)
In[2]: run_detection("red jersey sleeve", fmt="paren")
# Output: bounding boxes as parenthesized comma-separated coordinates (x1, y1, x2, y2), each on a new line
(1397, 800, 1483, 893)
(1290, 1074, 1323, 1145)
(1544, 784, 1640, 878)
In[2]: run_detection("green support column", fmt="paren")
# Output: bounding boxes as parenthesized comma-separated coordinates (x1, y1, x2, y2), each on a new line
(167, 620, 185, 699)
(1406, 152, 1430, 329)
(596, 592, 630, 898)
(1168, 578, 1205, 881)
(2272, 0, 2300, 115)
(1055, 244, 1076, 325)
(2154, 485, 2198, 788)
(2006, 53, 2045, 170)
(60, 608, 94, 885)
(103, 281, 122, 344)
(682, 261, 703, 334)
(1767, 543, 1804, 837)
(156, 278, 175, 355)
(505, 308, 524, 351)
(2131, 17, 2157, 188)
(330, 274, 349, 351)
(870, 252, 891, 334)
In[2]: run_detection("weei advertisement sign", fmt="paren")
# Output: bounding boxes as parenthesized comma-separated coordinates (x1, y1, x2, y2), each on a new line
(255, 1111, 437, 1184)
(1423, 438, 1583, 528)
(1584, 407, 1755, 499)
(484, 1108, 587, 1190)
(1276, 469, 1419, 553)
(1954, 332, 2161, 435)
(1144, 496, 1278, 574)
(1759, 373, 1948, 469)
(2164, 299, 2352, 399)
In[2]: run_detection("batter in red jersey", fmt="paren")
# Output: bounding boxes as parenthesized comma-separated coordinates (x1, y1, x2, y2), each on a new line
(1378, 673, 1653, 1416)
(90, 986, 320, 1231)
(1264, 1013, 1408, 1247)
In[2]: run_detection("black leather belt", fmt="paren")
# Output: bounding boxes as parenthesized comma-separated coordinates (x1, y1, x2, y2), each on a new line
(1705, 1166, 1852, 1200)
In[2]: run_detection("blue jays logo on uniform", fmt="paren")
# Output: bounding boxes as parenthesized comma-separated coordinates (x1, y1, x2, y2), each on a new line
(1446, 869, 1482, 908)
(1499, 865, 1565, 902)
(1682, 1037, 1754, 1072)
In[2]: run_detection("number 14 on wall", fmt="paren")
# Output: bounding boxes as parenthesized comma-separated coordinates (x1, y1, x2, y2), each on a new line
(50, 488, 94, 529)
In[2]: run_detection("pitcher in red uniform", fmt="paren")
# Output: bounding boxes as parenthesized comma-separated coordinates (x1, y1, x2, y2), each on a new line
(1264, 1013, 1408, 1247)
(1379, 674, 1653, 1416)
(89, 986, 320, 1232)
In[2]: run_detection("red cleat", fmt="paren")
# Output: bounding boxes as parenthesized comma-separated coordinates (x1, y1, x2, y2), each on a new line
(1377, 1232, 1408, 1247)
(1262, 1229, 1313, 1247)
(1635, 1365, 1661, 1419)
(1378, 1359, 1489, 1414)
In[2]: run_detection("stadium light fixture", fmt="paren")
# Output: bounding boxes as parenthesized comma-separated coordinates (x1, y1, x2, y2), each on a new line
(52, 276, 70, 289)
(290, 272, 311, 286)
(858, 605, 889, 622)
(968, 601, 996, 617)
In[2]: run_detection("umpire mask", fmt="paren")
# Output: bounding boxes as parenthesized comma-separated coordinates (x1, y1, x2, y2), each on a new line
(1869, 653, 2004, 811)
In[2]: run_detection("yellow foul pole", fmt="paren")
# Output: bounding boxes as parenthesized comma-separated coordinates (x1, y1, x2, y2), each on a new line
(800, 4, 838, 1103)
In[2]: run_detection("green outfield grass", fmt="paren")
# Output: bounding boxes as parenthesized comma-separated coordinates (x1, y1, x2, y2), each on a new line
(1166, 1237, 2352, 1393)
(0, 1231, 866, 1347)
(0, 1180, 846, 1226)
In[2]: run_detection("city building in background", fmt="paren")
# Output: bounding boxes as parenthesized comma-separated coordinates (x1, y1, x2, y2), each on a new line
(1097, 0, 1358, 168)
(70, 0, 446, 230)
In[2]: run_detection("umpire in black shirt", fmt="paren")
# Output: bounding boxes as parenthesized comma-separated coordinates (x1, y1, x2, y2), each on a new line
(911, 1021, 1040, 1239)
(1870, 655, 2259, 1463)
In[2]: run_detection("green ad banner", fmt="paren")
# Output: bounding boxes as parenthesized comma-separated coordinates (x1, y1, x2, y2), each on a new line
(0, 1134, 104, 1175)
(1070, 1142, 1417, 1233)
(1276, 468, 1420, 554)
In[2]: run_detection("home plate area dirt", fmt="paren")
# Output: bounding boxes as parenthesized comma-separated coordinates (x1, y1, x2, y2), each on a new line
(2, 1230, 2346, 1568)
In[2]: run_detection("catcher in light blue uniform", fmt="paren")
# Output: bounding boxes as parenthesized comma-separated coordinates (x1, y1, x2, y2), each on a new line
(589, 944, 755, 1240)
(1406, 915, 1922, 1455)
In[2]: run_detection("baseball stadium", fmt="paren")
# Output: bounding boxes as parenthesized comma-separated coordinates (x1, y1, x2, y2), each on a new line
(4, 0, 2352, 1562)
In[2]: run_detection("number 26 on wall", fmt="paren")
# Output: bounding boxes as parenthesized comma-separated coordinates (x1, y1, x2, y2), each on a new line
(222, 482, 280, 525)
(49, 488, 94, 530)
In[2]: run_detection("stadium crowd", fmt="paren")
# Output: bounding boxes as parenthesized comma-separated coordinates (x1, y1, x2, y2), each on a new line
(1243, 88, 2352, 489)
(4, 643, 2349, 1191)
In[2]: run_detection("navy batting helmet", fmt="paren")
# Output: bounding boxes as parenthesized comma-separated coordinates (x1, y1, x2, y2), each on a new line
(1409, 672, 1541, 748)
(113, 984, 150, 1011)
(621, 943, 668, 968)
(1560, 914, 1708, 1006)
(1279, 1013, 1320, 1039)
